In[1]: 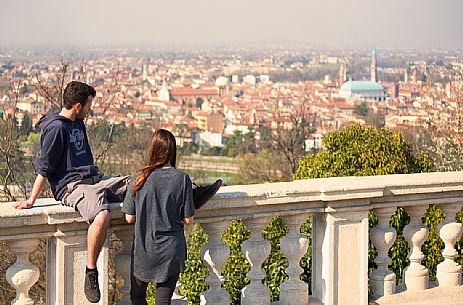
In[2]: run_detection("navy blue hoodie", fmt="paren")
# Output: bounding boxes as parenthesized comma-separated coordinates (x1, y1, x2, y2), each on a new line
(35, 112, 99, 200)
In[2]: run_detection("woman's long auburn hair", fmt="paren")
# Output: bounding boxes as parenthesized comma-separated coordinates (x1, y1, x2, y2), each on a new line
(131, 129, 176, 197)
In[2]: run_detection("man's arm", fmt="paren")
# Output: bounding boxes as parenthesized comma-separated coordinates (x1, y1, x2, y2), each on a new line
(13, 174, 48, 209)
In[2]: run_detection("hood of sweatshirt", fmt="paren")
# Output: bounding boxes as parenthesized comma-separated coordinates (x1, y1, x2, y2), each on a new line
(37, 112, 73, 130)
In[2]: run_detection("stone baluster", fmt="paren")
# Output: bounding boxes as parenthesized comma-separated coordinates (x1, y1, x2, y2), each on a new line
(279, 214, 309, 305)
(241, 217, 271, 305)
(113, 227, 134, 305)
(200, 221, 230, 305)
(5, 239, 40, 305)
(437, 202, 463, 287)
(403, 205, 429, 291)
(369, 207, 397, 298)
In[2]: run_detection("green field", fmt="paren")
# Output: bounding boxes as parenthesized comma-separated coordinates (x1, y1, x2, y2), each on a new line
(181, 168, 238, 186)
(180, 155, 238, 166)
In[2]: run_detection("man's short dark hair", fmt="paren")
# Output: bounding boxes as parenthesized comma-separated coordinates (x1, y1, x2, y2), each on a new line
(62, 81, 96, 110)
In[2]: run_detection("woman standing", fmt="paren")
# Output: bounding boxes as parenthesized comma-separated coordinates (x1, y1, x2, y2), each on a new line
(122, 129, 195, 305)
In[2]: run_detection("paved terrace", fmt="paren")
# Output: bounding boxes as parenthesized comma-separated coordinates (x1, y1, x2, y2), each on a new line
(1, 171, 463, 305)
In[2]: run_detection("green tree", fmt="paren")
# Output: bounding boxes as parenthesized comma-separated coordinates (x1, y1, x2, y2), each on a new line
(223, 130, 255, 157)
(20, 113, 32, 136)
(196, 97, 204, 109)
(295, 123, 432, 179)
(353, 101, 369, 117)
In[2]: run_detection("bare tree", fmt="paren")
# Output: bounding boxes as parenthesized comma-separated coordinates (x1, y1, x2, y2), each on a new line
(33, 60, 69, 109)
(237, 150, 286, 184)
(415, 101, 463, 171)
(0, 78, 32, 201)
(268, 100, 315, 176)
(173, 123, 195, 167)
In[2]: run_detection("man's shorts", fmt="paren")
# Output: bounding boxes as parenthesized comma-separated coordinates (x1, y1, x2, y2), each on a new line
(61, 175, 131, 223)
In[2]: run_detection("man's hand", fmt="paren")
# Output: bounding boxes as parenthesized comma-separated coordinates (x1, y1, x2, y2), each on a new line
(14, 174, 48, 210)
(13, 200, 33, 209)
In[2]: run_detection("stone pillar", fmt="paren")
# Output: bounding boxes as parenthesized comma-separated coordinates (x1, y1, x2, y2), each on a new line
(46, 226, 109, 305)
(311, 210, 369, 305)
(369, 207, 397, 298)
(200, 221, 230, 305)
(241, 216, 271, 305)
(403, 205, 429, 291)
(113, 227, 134, 305)
(5, 239, 40, 305)
(437, 202, 463, 287)
(279, 214, 309, 305)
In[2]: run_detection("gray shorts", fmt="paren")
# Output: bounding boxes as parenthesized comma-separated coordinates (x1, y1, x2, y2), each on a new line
(61, 175, 130, 223)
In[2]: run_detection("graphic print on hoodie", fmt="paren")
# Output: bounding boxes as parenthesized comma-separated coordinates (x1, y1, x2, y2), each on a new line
(35, 112, 99, 200)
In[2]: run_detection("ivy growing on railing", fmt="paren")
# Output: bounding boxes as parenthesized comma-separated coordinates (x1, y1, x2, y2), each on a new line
(262, 217, 289, 302)
(388, 207, 411, 285)
(221, 220, 251, 304)
(158, 216, 312, 305)
(422, 204, 445, 280)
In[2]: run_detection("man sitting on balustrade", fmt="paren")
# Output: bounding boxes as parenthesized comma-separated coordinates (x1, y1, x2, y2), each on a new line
(13, 80, 222, 303)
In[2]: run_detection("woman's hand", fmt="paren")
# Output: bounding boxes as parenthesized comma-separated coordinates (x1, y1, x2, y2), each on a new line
(125, 214, 136, 224)
(183, 216, 194, 225)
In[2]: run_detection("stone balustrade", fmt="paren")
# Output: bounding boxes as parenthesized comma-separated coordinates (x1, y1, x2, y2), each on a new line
(1, 171, 463, 305)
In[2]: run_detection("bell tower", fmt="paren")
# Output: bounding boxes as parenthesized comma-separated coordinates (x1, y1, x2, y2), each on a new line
(371, 49, 377, 82)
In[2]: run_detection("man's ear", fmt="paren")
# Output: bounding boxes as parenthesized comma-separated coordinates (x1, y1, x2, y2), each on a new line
(73, 103, 82, 111)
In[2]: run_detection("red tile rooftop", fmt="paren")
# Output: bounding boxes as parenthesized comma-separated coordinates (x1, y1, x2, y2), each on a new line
(132, 104, 154, 111)
(316, 88, 336, 93)
(335, 101, 355, 109)
(171, 89, 219, 96)
(162, 122, 176, 129)
(193, 111, 209, 117)
(199, 82, 216, 88)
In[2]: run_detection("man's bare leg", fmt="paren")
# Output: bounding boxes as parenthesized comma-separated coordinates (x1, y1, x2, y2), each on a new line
(84, 209, 110, 303)
(87, 209, 110, 268)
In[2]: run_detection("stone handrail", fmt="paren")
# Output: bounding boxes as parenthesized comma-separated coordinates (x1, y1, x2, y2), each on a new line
(1, 171, 463, 305)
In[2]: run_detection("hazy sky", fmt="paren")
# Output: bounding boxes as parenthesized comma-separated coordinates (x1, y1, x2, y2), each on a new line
(1, 0, 462, 49)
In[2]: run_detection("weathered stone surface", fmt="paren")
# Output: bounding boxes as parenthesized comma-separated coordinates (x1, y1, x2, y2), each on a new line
(375, 286, 463, 305)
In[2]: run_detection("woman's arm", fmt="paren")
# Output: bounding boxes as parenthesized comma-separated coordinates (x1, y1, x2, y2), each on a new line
(125, 214, 136, 224)
(183, 216, 194, 225)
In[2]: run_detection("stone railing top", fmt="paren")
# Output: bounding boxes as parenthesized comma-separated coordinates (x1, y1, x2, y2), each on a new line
(1, 171, 463, 231)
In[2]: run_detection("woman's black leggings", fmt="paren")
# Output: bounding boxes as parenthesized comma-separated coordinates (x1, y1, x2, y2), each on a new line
(130, 272, 179, 305)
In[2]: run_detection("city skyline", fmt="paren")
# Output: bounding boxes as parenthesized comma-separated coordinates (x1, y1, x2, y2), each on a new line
(0, 0, 462, 49)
